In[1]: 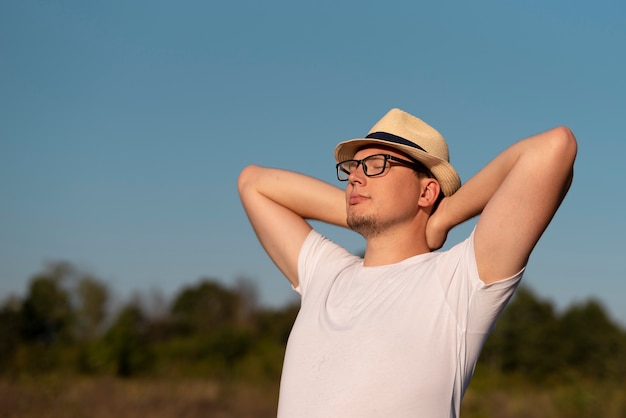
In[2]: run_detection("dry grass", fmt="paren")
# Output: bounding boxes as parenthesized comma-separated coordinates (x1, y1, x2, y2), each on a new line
(0, 376, 279, 418)
(2, 376, 625, 417)
(462, 379, 626, 418)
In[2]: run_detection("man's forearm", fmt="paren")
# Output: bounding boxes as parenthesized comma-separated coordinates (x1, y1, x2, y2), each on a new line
(239, 165, 348, 228)
(433, 127, 576, 238)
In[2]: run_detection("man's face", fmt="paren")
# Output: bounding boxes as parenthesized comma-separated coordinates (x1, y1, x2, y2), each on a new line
(344, 146, 424, 238)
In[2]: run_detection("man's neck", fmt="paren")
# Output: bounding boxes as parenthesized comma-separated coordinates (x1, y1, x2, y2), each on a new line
(362, 228, 431, 266)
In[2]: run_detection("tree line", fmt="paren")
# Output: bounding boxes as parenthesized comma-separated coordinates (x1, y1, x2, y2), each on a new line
(1, 261, 625, 385)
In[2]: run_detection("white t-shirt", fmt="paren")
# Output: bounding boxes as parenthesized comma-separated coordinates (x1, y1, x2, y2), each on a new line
(277, 229, 522, 418)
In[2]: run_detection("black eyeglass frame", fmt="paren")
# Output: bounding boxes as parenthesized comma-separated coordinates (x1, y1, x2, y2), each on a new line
(336, 153, 430, 181)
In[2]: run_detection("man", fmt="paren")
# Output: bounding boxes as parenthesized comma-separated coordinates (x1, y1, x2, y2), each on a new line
(238, 108, 576, 417)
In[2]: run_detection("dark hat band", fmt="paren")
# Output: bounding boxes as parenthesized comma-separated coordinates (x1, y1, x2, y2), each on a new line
(366, 131, 427, 153)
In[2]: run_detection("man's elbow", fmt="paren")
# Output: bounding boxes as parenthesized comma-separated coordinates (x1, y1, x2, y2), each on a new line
(238, 165, 262, 196)
(549, 126, 578, 164)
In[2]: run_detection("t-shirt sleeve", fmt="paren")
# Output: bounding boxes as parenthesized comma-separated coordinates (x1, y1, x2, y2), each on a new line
(294, 230, 357, 297)
(436, 228, 523, 334)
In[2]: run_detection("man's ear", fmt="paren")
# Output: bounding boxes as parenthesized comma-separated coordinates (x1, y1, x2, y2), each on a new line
(418, 178, 441, 208)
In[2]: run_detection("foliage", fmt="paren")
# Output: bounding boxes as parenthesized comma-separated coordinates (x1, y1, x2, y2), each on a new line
(75, 276, 109, 341)
(103, 303, 154, 377)
(170, 279, 241, 335)
(1, 262, 624, 411)
(20, 272, 73, 344)
(479, 286, 626, 384)
(558, 299, 626, 380)
(0, 297, 21, 373)
(479, 287, 563, 381)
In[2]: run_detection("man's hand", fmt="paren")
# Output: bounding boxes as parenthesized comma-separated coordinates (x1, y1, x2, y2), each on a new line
(425, 197, 450, 251)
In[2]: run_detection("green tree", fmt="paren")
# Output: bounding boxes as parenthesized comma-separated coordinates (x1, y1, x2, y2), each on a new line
(480, 286, 562, 381)
(0, 296, 22, 373)
(74, 276, 109, 341)
(256, 302, 300, 345)
(20, 270, 73, 343)
(104, 302, 153, 377)
(234, 277, 259, 328)
(13, 263, 76, 374)
(559, 299, 626, 381)
(171, 279, 240, 335)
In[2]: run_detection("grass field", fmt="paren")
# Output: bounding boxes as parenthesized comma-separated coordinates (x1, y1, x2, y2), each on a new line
(462, 379, 626, 418)
(0, 376, 277, 418)
(1, 376, 624, 417)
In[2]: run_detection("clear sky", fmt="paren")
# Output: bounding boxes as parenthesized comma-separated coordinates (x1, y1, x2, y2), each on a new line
(1, 0, 625, 324)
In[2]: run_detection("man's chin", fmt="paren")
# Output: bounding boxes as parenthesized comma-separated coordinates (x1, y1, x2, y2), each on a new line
(347, 215, 381, 238)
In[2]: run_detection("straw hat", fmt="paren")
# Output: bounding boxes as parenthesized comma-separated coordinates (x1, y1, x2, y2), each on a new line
(334, 108, 461, 196)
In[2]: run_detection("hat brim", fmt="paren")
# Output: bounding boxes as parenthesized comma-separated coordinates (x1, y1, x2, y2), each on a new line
(334, 138, 462, 197)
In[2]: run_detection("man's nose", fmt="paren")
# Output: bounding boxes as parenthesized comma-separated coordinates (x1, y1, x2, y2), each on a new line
(348, 162, 366, 184)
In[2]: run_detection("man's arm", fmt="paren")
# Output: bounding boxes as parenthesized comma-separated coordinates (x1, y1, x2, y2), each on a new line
(238, 165, 347, 287)
(426, 126, 577, 284)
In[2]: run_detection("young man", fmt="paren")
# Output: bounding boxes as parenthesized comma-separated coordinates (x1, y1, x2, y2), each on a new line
(238, 108, 576, 417)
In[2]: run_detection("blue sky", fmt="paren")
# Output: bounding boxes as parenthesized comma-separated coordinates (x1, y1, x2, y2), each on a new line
(1, 0, 625, 324)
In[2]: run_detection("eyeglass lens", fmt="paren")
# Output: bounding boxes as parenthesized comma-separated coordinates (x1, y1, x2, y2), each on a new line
(337, 155, 388, 180)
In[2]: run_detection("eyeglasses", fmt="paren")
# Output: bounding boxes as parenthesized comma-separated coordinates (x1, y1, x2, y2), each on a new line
(336, 154, 425, 181)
